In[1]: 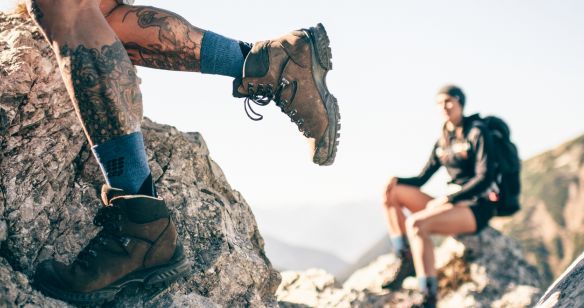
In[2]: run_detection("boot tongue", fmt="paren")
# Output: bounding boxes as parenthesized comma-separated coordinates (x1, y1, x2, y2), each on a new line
(242, 41, 270, 79)
(100, 185, 126, 206)
(100, 185, 170, 224)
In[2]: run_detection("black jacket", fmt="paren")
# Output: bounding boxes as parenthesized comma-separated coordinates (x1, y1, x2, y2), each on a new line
(396, 114, 496, 203)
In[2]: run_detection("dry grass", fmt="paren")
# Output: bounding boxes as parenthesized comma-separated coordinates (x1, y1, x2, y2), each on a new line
(14, 2, 29, 16)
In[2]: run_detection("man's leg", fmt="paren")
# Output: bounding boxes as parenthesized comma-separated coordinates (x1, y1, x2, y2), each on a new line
(100, 1, 249, 76)
(27, 0, 189, 304)
(27, 0, 153, 195)
(98, 1, 341, 166)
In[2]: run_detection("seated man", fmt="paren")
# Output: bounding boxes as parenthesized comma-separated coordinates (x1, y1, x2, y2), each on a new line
(24, 0, 340, 304)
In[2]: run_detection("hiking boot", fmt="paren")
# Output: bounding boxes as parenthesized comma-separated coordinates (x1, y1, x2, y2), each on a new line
(34, 186, 192, 305)
(422, 293, 437, 308)
(381, 249, 416, 290)
(412, 292, 437, 308)
(234, 23, 340, 166)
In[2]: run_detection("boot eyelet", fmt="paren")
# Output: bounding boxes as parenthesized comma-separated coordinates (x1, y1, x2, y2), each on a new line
(120, 237, 130, 247)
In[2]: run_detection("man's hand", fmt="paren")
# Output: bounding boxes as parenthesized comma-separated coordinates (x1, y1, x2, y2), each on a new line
(426, 196, 449, 209)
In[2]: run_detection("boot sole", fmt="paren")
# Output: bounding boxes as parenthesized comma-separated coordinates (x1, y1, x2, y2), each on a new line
(35, 243, 192, 306)
(305, 23, 340, 166)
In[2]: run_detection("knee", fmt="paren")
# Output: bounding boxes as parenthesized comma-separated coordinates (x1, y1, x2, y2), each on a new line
(382, 176, 399, 208)
(26, 0, 94, 23)
(406, 216, 428, 238)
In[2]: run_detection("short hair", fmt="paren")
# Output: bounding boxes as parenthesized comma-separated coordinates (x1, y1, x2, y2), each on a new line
(437, 84, 465, 107)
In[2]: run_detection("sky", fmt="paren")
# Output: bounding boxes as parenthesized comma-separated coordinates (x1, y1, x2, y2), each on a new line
(2, 1, 584, 250)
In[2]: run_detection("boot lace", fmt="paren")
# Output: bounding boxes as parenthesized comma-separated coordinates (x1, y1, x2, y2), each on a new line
(243, 78, 311, 137)
(74, 206, 130, 268)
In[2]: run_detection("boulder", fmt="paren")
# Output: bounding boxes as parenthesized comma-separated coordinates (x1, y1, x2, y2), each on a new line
(536, 251, 584, 308)
(0, 11, 280, 307)
(277, 227, 542, 307)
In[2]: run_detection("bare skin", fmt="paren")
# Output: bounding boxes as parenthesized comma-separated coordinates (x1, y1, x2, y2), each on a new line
(382, 94, 477, 278)
(104, 4, 204, 72)
(26, 0, 143, 146)
(26, 0, 207, 146)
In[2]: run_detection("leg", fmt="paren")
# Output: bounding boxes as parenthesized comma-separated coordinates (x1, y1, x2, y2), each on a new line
(27, 0, 141, 146)
(98, 1, 340, 166)
(405, 202, 476, 277)
(405, 202, 476, 304)
(382, 178, 432, 236)
(28, 2, 189, 304)
(27, 0, 155, 195)
(103, 2, 205, 71)
(381, 178, 432, 290)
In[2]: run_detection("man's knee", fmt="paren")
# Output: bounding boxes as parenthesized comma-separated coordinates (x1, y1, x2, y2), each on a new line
(26, 0, 95, 23)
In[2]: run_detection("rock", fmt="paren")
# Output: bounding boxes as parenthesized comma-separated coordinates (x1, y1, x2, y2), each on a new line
(435, 227, 542, 308)
(276, 227, 542, 307)
(536, 252, 584, 308)
(0, 11, 279, 307)
(496, 134, 584, 286)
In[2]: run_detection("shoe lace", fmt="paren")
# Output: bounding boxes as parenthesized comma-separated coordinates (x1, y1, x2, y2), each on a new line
(243, 79, 312, 137)
(74, 206, 130, 268)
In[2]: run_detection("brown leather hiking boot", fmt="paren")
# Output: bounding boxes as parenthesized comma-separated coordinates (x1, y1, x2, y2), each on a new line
(381, 249, 416, 290)
(34, 186, 191, 305)
(235, 23, 340, 166)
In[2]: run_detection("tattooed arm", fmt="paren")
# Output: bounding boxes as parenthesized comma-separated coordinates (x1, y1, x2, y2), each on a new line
(105, 5, 204, 72)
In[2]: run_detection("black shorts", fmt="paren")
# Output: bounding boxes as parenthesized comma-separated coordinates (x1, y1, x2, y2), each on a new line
(468, 198, 497, 233)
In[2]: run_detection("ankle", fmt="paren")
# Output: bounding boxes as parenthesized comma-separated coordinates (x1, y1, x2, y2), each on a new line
(92, 132, 153, 196)
(418, 276, 438, 296)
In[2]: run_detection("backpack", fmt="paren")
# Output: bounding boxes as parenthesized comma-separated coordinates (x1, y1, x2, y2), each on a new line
(476, 115, 521, 216)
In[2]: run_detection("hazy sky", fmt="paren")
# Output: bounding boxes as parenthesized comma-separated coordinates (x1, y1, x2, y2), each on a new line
(2, 0, 584, 213)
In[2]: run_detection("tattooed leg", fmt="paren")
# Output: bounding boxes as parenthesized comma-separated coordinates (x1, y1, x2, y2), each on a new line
(27, 0, 154, 195)
(100, 2, 249, 78)
(26, 0, 142, 146)
(104, 4, 204, 72)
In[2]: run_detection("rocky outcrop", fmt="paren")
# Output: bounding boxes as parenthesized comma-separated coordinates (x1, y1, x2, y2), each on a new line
(495, 134, 584, 286)
(277, 227, 542, 307)
(0, 12, 279, 307)
(536, 251, 584, 308)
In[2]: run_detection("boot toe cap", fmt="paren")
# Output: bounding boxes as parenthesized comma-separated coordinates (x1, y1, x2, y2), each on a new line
(34, 259, 70, 292)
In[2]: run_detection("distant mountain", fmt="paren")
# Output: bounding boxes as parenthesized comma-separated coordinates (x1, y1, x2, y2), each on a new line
(337, 235, 391, 281)
(254, 201, 387, 263)
(495, 134, 584, 286)
(263, 235, 348, 276)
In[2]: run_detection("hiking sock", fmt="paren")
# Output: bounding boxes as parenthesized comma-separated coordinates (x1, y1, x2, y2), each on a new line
(200, 31, 250, 78)
(391, 235, 410, 254)
(418, 276, 438, 296)
(92, 132, 154, 196)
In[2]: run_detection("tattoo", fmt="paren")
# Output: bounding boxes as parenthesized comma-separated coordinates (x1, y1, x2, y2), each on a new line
(121, 7, 201, 71)
(29, 0, 44, 22)
(60, 40, 143, 145)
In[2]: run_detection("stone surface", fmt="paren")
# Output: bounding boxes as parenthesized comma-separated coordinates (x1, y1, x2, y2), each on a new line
(0, 12, 279, 307)
(494, 134, 584, 286)
(536, 252, 584, 308)
(277, 227, 542, 308)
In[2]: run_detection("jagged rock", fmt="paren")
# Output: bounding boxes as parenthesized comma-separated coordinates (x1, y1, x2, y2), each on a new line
(0, 11, 280, 307)
(496, 134, 584, 286)
(276, 227, 542, 307)
(536, 252, 584, 308)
